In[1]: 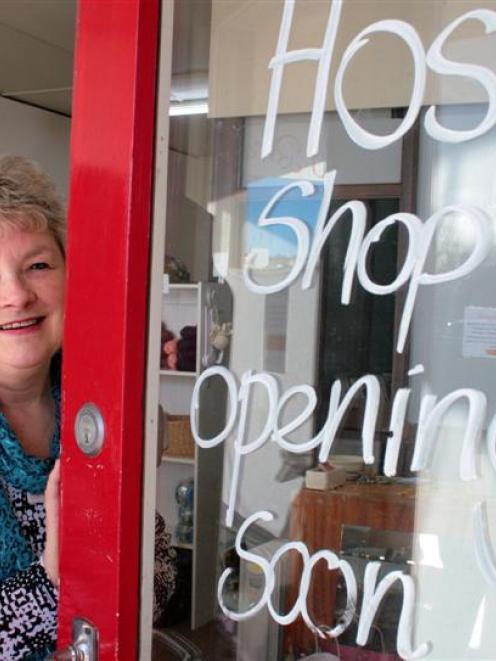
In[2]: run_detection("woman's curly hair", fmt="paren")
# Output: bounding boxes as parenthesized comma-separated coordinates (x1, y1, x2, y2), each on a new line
(0, 155, 66, 254)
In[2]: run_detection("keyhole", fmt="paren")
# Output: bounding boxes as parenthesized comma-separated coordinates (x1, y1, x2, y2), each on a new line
(74, 404, 105, 457)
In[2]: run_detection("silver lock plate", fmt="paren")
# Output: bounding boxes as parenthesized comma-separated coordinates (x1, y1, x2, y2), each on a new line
(74, 403, 105, 457)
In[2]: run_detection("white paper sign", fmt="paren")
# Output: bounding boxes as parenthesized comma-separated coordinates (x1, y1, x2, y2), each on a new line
(463, 306, 496, 358)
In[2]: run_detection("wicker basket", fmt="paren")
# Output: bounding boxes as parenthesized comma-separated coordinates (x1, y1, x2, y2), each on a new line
(163, 413, 195, 458)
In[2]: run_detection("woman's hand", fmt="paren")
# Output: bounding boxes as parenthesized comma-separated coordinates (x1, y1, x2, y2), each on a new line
(43, 459, 60, 587)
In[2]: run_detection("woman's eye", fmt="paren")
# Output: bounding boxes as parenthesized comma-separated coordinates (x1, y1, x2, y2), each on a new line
(29, 262, 50, 271)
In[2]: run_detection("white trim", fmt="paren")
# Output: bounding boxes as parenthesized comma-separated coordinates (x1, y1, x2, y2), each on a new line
(139, 2, 175, 658)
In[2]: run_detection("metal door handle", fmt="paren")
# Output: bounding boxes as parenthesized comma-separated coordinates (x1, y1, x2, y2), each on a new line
(48, 618, 98, 661)
(48, 645, 87, 661)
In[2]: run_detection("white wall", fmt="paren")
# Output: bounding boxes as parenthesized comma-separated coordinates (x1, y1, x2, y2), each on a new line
(0, 96, 70, 199)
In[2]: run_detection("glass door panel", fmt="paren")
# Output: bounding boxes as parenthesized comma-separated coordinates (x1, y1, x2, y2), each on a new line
(148, 2, 496, 659)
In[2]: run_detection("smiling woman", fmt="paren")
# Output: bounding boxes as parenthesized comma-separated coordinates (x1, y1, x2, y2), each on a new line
(0, 229, 65, 376)
(0, 155, 65, 660)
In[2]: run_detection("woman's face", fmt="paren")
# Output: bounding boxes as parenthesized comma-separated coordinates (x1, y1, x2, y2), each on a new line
(0, 226, 65, 375)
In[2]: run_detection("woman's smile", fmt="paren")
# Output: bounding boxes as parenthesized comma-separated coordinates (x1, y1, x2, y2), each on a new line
(0, 317, 45, 332)
(0, 227, 65, 372)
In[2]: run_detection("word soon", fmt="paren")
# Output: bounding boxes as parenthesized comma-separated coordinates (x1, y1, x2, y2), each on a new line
(218, 505, 496, 660)
(243, 171, 492, 354)
(263, 0, 496, 157)
(191, 366, 495, 529)
(217, 510, 429, 660)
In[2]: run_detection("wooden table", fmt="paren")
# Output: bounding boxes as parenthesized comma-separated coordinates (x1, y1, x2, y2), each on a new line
(285, 482, 416, 655)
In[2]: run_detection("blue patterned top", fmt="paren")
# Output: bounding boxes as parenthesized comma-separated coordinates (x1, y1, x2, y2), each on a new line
(0, 354, 61, 660)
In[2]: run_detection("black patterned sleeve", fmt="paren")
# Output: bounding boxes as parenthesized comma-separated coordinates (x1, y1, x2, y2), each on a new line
(153, 512, 177, 625)
(0, 562, 57, 660)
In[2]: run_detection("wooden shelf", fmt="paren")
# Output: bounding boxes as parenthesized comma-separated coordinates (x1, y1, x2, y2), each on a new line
(159, 369, 198, 377)
(174, 541, 193, 551)
(163, 283, 200, 292)
(162, 454, 195, 465)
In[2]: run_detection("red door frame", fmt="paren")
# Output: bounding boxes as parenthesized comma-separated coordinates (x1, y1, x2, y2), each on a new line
(59, 1, 159, 657)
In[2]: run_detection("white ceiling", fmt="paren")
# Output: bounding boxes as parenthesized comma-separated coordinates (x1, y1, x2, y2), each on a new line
(0, 0, 211, 118)
(0, 0, 76, 116)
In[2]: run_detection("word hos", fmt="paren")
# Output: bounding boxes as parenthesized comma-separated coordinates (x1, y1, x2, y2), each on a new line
(263, 0, 496, 157)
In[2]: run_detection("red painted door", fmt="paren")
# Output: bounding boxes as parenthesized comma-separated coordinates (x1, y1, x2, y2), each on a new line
(57, 1, 159, 658)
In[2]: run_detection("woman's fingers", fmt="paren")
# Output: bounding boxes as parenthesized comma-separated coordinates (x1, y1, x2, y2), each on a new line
(43, 459, 61, 586)
(45, 459, 60, 500)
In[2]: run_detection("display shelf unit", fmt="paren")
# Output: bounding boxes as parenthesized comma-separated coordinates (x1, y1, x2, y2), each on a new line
(156, 280, 231, 630)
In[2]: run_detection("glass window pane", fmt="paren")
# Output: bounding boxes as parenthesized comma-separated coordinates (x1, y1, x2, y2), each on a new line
(152, 2, 496, 659)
